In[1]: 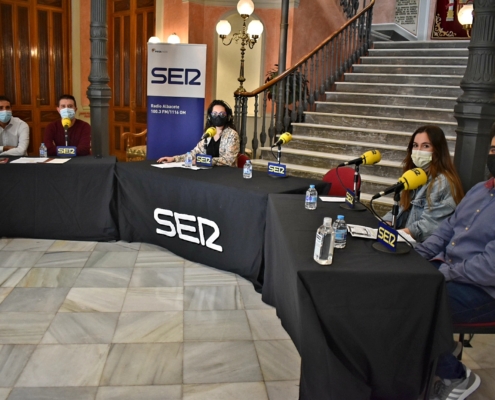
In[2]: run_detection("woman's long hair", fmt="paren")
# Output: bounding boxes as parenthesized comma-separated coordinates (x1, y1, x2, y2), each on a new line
(400, 125, 464, 210)
(204, 99, 237, 131)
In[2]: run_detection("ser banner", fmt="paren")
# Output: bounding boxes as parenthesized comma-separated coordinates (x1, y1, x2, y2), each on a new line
(147, 43, 207, 160)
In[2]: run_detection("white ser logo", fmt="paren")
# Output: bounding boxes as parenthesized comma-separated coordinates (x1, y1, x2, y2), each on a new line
(154, 208, 223, 252)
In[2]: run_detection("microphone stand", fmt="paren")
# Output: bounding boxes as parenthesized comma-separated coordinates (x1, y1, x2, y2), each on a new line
(340, 164, 366, 211)
(372, 188, 410, 254)
(64, 128, 68, 147)
(277, 145, 282, 164)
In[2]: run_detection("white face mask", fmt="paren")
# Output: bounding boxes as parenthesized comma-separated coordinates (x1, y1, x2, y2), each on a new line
(411, 149, 433, 169)
(60, 108, 76, 119)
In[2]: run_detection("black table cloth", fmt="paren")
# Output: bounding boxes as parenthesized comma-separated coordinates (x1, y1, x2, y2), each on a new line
(262, 194, 453, 400)
(0, 156, 119, 241)
(115, 161, 327, 288)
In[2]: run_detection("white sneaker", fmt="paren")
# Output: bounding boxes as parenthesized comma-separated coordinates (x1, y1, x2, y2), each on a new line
(431, 367, 481, 400)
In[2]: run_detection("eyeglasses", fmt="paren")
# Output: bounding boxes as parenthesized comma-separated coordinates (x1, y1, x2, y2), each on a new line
(211, 112, 227, 118)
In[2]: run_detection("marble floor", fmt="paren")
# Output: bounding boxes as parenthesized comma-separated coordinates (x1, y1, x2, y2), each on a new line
(0, 238, 493, 400)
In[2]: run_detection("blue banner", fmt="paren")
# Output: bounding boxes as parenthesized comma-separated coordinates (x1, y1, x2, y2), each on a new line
(147, 44, 207, 160)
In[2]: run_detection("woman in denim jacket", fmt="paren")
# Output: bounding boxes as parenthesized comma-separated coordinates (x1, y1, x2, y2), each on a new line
(383, 125, 464, 242)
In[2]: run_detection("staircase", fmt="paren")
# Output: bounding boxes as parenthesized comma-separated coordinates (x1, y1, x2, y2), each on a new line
(253, 40, 469, 211)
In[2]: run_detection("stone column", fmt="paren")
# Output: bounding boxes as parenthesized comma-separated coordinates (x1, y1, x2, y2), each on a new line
(454, 0, 495, 192)
(86, 0, 112, 157)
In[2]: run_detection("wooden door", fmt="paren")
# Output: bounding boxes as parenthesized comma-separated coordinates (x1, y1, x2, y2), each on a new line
(109, 0, 154, 161)
(0, 0, 71, 155)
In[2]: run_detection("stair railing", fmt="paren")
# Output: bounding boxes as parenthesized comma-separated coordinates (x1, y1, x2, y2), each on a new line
(234, 0, 375, 157)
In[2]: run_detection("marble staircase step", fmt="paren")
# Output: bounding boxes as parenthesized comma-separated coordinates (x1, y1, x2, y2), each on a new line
(251, 158, 396, 205)
(368, 48, 468, 57)
(373, 40, 469, 49)
(314, 101, 454, 121)
(285, 135, 454, 161)
(361, 56, 468, 65)
(335, 82, 462, 97)
(344, 73, 463, 86)
(352, 64, 466, 75)
(258, 147, 403, 178)
(290, 123, 456, 151)
(285, 135, 409, 162)
(304, 112, 457, 136)
(324, 92, 457, 109)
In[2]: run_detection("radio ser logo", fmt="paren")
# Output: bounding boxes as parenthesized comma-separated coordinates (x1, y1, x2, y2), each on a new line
(378, 226, 396, 247)
(154, 208, 222, 252)
(58, 148, 75, 155)
(151, 68, 201, 85)
(268, 165, 284, 174)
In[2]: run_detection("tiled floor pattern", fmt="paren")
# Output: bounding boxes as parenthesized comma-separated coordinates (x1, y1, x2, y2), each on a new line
(0, 238, 493, 399)
(0, 238, 299, 400)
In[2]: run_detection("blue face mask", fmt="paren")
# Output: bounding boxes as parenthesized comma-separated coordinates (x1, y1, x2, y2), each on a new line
(0, 110, 12, 124)
(60, 108, 76, 119)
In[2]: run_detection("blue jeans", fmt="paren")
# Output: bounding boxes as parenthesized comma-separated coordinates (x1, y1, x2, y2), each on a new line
(434, 270, 495, 379)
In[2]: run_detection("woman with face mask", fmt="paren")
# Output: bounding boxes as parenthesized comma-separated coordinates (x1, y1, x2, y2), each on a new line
(157, 100, 240, 167)
(382, 125, 464, 242)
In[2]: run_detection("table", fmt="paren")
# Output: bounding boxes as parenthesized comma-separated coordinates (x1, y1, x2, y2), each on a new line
(262, 194, 453, 400)
(0, 156, 119, 241)
(115, 161, 328, 288)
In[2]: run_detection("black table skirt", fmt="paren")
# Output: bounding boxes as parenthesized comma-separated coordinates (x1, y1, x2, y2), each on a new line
(262, 194, 453, 400)
(0, 156, 119, 241)
(115, 161, 328, 288)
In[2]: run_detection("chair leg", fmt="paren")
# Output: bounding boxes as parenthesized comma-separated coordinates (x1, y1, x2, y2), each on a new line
(457, 334, 464, 361)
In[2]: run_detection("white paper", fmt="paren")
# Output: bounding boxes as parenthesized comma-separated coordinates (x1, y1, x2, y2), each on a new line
(319, 196, 346, 203)
(46, 158, 70, 164)
(347, 224, 416, 243)
(151, 162, 201, 170)
(10, 158, 48, 164)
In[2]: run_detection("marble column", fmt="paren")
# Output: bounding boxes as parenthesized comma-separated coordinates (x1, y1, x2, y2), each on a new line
(454, 0, 495, 191)
(86, 0, 112, 157)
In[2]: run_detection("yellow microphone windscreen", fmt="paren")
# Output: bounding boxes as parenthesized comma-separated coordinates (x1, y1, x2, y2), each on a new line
(400, 168, 427, 190)
(362, 150, 381, 165)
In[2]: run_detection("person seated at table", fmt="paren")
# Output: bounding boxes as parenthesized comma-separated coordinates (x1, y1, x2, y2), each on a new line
(44, 94, 91, 156)
(414, 126, 495, 400)
(0, 95, 29, 156)
(157, 99, 240, 167)
(383, 125, 464, 242)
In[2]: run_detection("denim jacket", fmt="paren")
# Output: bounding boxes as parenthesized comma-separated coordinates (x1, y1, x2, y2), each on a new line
(383, 174, 457, 242)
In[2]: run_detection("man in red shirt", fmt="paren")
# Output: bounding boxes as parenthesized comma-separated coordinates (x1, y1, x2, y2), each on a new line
(44, 94, 91, 156)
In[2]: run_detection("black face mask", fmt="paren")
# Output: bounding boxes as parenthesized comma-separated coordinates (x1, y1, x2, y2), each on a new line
(210, 115, 228, 127)
(487, 154, 495, 177)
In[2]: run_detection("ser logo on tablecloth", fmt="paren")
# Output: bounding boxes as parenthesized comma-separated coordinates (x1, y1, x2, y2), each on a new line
(154, 208, 222, 252)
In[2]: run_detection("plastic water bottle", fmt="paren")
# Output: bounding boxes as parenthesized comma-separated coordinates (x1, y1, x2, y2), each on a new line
(305, 184, 318, 210)
(314, 217, 335, 265)
(243, 159, 252, 179)
(333, 215, 347, 249)
(39, 143, 47, 158)
(184, 152, 193, 168)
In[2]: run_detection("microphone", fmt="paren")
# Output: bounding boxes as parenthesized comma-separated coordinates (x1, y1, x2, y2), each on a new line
(338, 150, 381, 167)
(272, 132, 292, 147)
(372, 168, 427, 200)
(62, 118, 71, 130)
(201, 127, 217, 140)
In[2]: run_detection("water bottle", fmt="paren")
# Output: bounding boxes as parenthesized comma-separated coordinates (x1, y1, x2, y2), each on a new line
(39, 143, 47, 158)
(184, 152, 193, 168)
(305, 184, 318, 210)
(243, 160, 252, 179)
(314, 217, 335, 265)
(333, 215, 347, 249)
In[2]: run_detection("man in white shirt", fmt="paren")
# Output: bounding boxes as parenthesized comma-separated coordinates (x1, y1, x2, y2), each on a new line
(0, 96, 29, 156)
